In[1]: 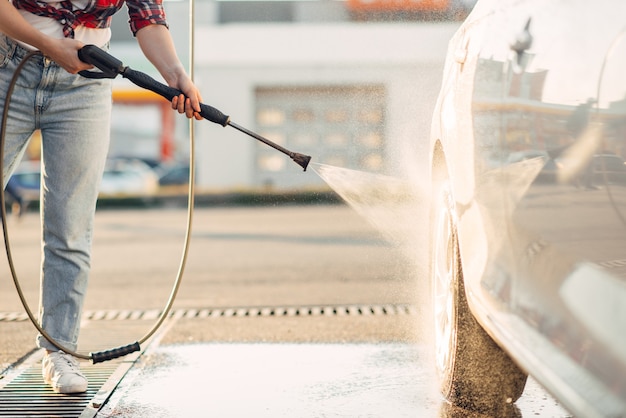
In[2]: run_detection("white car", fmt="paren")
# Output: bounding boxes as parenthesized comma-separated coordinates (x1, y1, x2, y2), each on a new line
(9, 158, 159, 200)
(429, 0, 626, 416)
(99, 158, 159, 197)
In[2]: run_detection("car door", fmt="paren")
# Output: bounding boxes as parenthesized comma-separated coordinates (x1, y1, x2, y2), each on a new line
(471, 0, 626, 413)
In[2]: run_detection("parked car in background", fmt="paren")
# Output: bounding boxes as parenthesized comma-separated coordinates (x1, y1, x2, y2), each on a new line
(154, 161, 192, 187)
(109, 155, 192, 188)
(98, 158, 159, 197)
(9, 157, 159, 200)
(6, 160, 41, 202)
(428, 0, 626, 416)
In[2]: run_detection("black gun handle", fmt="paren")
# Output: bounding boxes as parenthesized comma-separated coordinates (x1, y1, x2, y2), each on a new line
(90, 342, 141, 364)
(77, 45, 124, 79)
(123, 68, 230, 127)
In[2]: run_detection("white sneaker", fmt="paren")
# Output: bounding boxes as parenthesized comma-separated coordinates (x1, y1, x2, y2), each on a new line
(42, 350, 88, 394)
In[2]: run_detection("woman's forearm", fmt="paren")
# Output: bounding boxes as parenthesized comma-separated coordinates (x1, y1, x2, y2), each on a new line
(136, 24, 202, 117)
(135, 24, 186, 87)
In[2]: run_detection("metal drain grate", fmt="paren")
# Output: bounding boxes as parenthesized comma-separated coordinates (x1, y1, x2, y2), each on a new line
(0, 355, 123, 417)
(0, 326, 152, 418)
(0, 303, 417, 322)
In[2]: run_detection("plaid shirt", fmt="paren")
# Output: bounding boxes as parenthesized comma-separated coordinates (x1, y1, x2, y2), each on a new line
(12, 0, 168, 38)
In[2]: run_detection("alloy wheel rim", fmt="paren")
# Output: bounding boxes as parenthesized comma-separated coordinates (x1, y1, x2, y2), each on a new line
(433, 186, 457, 376)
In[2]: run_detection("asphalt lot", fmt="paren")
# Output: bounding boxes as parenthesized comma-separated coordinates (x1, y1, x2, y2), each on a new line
(0, 203, 423, 368)
(0, 203, 570, 417)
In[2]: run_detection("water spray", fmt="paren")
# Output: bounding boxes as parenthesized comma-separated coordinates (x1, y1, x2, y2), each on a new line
(77, 45, 312, 171)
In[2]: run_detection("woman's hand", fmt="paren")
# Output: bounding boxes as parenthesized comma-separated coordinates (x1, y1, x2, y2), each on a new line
(170, 74, 203, 120)
(41, 37, 93, 74)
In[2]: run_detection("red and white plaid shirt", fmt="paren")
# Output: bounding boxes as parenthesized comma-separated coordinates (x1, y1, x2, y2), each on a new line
(12, 0, 168, 38)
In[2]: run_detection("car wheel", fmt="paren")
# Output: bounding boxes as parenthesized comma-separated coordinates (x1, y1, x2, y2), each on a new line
(431, 182, 527, 414)
(439, 399, 522, 418)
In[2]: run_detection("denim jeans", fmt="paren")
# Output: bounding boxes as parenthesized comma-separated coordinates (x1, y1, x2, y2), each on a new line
(0, 35, 112, 352)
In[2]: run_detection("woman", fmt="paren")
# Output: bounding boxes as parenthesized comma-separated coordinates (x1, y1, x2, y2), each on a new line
(0, 0, 201, 394)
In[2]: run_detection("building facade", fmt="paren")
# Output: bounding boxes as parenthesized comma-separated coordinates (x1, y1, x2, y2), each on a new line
(109, 1, 461, 191)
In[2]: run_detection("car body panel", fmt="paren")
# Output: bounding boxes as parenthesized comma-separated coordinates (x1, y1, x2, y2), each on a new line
(430, 0, 626, 415)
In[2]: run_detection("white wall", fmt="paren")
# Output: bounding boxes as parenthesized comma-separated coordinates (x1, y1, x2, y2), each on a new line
(192, 22, 459, 190)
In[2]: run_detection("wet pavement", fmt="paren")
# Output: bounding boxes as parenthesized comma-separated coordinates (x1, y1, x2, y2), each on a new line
(99, 342, 571, 418)
(0, 206, 574, 417)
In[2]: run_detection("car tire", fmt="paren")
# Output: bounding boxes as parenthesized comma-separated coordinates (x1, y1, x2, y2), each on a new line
(439, 399, 522, 418)
(431, 182, 527, 414)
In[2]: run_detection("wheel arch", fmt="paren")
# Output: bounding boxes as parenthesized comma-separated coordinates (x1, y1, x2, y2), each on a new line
(429, 138, 528, 412)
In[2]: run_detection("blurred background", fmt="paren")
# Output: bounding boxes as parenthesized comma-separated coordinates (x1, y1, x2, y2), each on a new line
(10, 0, 474, 205)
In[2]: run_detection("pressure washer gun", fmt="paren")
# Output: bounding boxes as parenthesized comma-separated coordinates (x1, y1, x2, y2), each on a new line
(78, 45, 311, 171)
(74, 46, 312, 364)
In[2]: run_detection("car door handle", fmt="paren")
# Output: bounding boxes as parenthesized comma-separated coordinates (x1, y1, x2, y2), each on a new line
(511, 17, 533, 54)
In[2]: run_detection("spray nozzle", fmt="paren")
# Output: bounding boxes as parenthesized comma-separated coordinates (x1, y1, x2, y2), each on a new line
(291, 153, 312, 171)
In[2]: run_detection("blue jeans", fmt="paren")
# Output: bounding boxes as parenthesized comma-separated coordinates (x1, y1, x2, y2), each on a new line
(0, 35, 112, 352)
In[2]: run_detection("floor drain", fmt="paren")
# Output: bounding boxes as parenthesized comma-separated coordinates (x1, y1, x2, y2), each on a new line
(0, 350, 130, 418)
(0, 320, 168, 417)
(0, 303, 416, 322)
